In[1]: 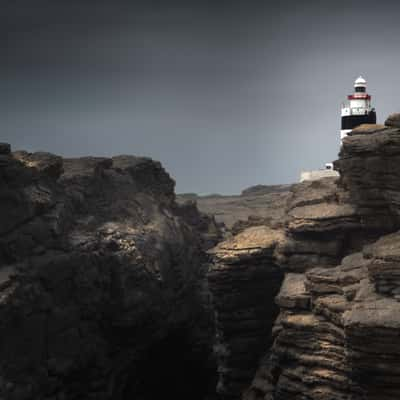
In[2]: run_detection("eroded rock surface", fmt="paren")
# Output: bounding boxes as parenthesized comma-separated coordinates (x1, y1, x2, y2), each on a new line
(245, 236, 400, 400)
(243, 122, 400, 400)
(177, 185, 291, 234)
(0, 147, 219, 400)
(206, 123, 400, 400)
(335, 124, 400, 228)
(276, 174, 393, 273)
(277, 177, 357, 271)
(4, 119, 400, 400)
(208, 226, 284, 398)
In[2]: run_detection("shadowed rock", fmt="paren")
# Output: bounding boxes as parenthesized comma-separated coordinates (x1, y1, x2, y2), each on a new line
(385, 113, 400, 128)
(0, 145, 219, 400)
(208, 226, 284, 398)
(0, 143, 11, 155)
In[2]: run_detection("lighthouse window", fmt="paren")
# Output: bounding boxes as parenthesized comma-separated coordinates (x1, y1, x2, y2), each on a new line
(355, 87, 366, 93)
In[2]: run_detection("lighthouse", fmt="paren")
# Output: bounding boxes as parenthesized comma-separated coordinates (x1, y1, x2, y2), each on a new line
(340, 76, 376, 141)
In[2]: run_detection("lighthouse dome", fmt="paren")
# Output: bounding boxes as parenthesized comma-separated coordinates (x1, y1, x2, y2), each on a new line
(354, 76, 367, 87)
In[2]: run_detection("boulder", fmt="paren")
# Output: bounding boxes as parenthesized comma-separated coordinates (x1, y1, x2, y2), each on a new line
(385, 112, 400, 128)
(13, 151, 64, 179)
(0, 143, 11, 155)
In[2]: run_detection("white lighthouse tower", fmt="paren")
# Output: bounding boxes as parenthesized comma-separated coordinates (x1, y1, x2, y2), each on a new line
(340, 76, 376, 141)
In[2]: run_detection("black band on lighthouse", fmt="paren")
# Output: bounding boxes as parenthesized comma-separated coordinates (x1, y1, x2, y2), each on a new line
(341, 111, 376, 130)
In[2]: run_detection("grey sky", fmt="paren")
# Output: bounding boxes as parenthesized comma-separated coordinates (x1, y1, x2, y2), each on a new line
(2, 0, 400, 194)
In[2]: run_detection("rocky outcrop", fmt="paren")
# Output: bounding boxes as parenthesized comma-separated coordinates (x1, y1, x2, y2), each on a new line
(245, 234, 400, 400)
(0, 146, 218, 400)
(0, 143, 11, 155)
(177, 186, 291, 233)
(5, 116, 400, 400)
(208, 227, 284, 398)
(335, 124, 400, 229)
(276, 177, 357, 271)
(275, 175, 393, 273)
(240, 185, 292, 196)
(243, 122, 400, 400)
(364, 232, 400, 299)
(384, 113, 400, 128)
(207, 122, 400, 399)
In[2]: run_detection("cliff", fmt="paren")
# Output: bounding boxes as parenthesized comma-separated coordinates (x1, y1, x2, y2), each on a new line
(240, 115, 400, 400)
(3, 113, 400, 400)
(208, 227, 284, 397)
(177, 186, 291, 234)
(0, 145, 219, 400)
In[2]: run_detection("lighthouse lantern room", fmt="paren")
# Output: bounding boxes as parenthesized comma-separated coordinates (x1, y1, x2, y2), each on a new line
(340, 76, 376, 141)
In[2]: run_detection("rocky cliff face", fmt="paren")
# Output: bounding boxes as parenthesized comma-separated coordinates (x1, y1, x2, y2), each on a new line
(241, 117, 400, 400)
(177, 186, 291, 234)
(207, 176, 383, 400)
(208, 227, 284, 398)
(3, 114, 400, 400)
(0, 145, 219, 400)
(244, 234, 400, 400)
(199, 118, 400, 400)
(335, 121, 400, 227)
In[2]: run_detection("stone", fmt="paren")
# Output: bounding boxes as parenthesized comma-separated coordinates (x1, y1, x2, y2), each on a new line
(244, 115, 400, 400)
(348, 123, 386, 135)
(5, 112, 400, 400)
(210, 226, 285, 264)
(275, 177, 377, 272)
(208, 226, 284, 397)
(177, 185, 291, 231)
(275, 273, 310, 310)
(13, 151, 63, 179)
(0, 147, 219, 400)
(0, 143, 11, 155)
(385, 112, 400, 128)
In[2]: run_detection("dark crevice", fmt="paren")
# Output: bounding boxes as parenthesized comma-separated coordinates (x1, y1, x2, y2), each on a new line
(119, 329, 218, 400)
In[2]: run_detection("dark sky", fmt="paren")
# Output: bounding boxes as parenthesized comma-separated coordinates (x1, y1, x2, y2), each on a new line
(2, 0, 400, 194)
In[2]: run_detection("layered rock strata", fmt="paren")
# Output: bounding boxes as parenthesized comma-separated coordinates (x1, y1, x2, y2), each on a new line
(209, 122, 400, 399)
(276, 175, 392, 272)
(177, 187, 291, 234)
(244, 120, 400, 400)
(245, 234, 400, 400)
(277, 177, 356, 271)
(208, 227, 284, 398)
(4, 116, 400, 400)
(335, 121, 400, 229)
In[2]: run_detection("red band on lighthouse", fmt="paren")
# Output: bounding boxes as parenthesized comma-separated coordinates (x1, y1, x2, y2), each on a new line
(347, 94, 371, 100)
